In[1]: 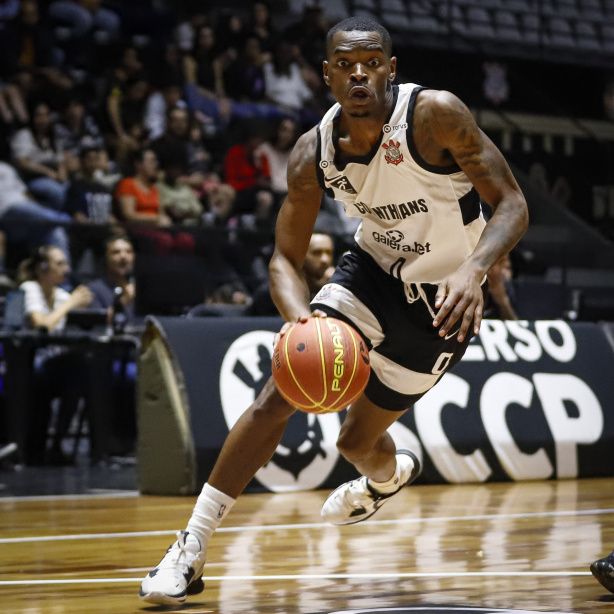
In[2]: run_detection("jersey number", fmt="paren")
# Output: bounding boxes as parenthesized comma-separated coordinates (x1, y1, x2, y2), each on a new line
(389, 257, 406, 280)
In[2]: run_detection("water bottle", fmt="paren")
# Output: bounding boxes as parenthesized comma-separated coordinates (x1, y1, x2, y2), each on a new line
(112, 286, 127, 335)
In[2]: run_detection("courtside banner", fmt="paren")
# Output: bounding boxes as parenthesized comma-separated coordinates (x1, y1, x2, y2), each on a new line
(141, 318, 614, 494)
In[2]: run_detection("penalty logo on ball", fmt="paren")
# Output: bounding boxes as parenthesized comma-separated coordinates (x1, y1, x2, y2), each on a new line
(219, 330, 341, 492)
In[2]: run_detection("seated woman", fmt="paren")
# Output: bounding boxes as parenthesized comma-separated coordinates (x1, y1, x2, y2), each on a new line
(18, 245, 93, 465)
(115, 148, 194, 253)
(10, 103, 68, 211)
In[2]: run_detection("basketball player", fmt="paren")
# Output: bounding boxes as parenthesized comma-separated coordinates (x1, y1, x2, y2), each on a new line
(591, 550, 614, 593)
(140, 17, 528, 605)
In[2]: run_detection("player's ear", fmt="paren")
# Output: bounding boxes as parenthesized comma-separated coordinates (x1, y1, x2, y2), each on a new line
(323, 61, 330, 86)
(388, 56, 397, 82)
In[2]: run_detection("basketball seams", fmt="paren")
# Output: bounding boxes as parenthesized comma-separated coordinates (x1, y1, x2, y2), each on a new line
(281, 325, 319, 410)
(314, 318, 328, 406)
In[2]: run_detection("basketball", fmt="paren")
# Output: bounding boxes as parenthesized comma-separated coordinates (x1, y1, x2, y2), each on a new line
(272, 317, 371, 414)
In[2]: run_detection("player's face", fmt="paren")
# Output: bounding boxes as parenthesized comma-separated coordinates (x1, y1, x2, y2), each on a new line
(323, 31, 396, 118)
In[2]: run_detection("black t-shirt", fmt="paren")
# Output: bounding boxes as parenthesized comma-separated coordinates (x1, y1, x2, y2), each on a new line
(65, 178, 113, 223)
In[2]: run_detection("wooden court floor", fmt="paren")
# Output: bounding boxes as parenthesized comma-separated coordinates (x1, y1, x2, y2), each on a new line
(1, 477, 613, 613)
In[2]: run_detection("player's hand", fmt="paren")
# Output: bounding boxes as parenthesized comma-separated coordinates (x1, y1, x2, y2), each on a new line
(273, 310, 327, 348)
(433, 266, 484, 342)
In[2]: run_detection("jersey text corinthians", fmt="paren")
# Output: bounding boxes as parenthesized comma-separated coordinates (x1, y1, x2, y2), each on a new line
(316, 83, 486, 284)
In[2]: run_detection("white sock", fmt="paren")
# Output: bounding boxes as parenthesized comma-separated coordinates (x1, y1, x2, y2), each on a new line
(368, 454, 413, 495)
(186, 483, 236, 549)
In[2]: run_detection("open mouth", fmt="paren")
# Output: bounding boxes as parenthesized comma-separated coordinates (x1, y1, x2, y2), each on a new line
(349, 87, 371, 100)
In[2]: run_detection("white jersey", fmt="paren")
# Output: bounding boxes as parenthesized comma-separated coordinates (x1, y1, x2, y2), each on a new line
(316, 83, 486, 284)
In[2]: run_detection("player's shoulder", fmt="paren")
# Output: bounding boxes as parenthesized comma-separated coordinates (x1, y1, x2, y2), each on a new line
(416, 88, 469, 115)
(288, 126, 320, 192)
(288, 126, 318, 175)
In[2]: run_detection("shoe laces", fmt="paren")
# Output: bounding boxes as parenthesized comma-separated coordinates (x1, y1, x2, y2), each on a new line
(345, 476, 380, 508)
(159, 531, 197, 574)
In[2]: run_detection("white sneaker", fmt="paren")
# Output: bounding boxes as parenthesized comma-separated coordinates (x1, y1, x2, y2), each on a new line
(139, 530, 206, 605)
(321, 450, 421, 525)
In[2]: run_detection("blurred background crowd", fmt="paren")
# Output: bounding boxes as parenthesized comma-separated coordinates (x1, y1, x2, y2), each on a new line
(0, 0, 612, 318)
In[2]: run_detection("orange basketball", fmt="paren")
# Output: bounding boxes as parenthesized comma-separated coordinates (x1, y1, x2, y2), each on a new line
(272, 317, 371, 414)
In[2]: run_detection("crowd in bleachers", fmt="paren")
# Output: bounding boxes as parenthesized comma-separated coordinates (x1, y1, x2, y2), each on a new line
(0, 0, 352, 309)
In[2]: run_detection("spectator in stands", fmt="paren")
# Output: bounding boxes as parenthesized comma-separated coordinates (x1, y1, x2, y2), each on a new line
(151, 107, 190, 177)
(216, 13, 245, 57)
(64, 145, 115, 270)
(10, 102, 68, 210)
(222, 34, 267, 104)
(184, 24, 224, 100)
(255, 118, 298, 206)
(250, 231, 334, 316)
(106, 75, 149, 166)
(49, 0, 121, 42)
(110, 46, 144, 86)
(86, 233, 138, 460)
(485, 253, 518, 320)
(223, 120, 273, 221)
(283, 6, 329, 74)
(87, 234, 135, 321)
(65, 146, 114, 224)
(263, 39, 313, 113)
(55, 99, 104, 174)
(158, 164, 204, 227)
(174, 11, 209, 53)
(115, 148, 194, 254)
(248, 1, 276, 57)
(17, 244, 93, 465)
(144, 79, 186, 141)
(204, 182, 236, 226)
(186, 118, 213, 177)
(0, 161, 71, 256)
(0, 0, 71, 101)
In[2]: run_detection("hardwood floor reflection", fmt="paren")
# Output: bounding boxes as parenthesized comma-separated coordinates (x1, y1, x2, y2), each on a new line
(1, 478, 613, 613)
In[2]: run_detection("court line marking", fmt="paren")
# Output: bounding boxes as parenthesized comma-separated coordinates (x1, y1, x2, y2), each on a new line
(0, 491, 139, 503)
(0, 571, 593, 586)
(0, 507, 612, 545)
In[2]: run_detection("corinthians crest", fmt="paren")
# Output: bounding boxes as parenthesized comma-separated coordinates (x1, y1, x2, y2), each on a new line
(382, 139, 404, 165)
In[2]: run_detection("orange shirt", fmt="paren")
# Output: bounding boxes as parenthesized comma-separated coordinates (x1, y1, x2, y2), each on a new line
(115, 177, 160, 217)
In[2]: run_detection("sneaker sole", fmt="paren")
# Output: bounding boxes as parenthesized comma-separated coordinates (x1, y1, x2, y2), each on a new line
(326, 449, 422, 526)
(139, 576, 205, 604)
(591, 562, 614, 593)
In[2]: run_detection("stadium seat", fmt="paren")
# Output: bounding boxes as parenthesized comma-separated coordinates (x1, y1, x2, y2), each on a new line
(521, 12, 541, 45)
(380, 0, 412, 32)
(408, 0, 448, 34)
(465, 7, 496, 39)
(575, 21, 601, 51)
(554, 0, 579, 18)
(494, 10, 524, 43)
(545, 16, 576, 48)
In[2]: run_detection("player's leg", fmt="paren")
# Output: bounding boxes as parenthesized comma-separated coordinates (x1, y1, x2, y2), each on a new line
(140, 377, 296, 605)
(320, 393, 421, 525)
(336, 393, 408, 481)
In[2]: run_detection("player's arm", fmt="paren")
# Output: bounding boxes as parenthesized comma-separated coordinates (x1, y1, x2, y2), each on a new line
(422, 90, 529, 341)
(269, 126, 324, 323)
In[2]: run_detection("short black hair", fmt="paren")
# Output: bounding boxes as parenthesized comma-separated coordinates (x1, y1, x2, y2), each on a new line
(326, 17, 392, 58)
